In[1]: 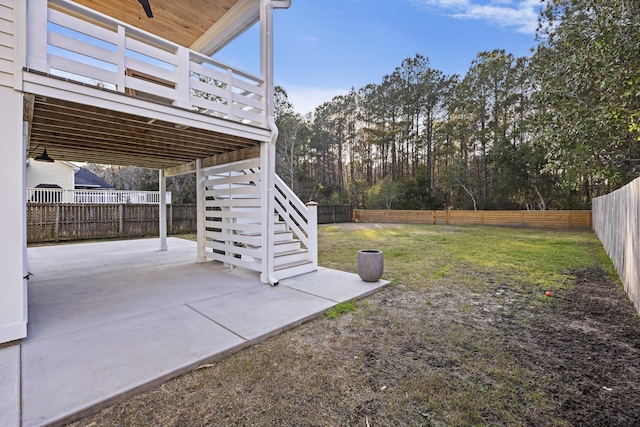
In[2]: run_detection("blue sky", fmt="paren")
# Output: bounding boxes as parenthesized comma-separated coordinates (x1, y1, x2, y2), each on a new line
(216, 0, 545, 114)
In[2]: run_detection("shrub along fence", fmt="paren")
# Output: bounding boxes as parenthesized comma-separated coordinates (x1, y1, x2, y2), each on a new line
(353, 209, 592, 229)
(27, 204, 197, 243)
(592, 177, 640, 313)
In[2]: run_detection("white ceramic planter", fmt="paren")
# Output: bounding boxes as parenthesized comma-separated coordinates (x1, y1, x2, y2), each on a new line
(357, 249, 384, 282)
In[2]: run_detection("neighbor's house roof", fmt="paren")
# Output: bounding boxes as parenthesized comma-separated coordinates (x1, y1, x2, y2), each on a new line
(74, 168, 113, 189)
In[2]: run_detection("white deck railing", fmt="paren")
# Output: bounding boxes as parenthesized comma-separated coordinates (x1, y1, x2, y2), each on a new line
(26, 0, 267, 127)
(26, 188, 171, 205)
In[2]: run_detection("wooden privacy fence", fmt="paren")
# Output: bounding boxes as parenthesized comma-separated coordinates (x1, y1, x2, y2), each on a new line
(27, 204, 197, 243)
(317, 205, 352, 224)
(592, 177, 640, 313)
(353, 209, 592, 229)
(27, 203, 350, 243)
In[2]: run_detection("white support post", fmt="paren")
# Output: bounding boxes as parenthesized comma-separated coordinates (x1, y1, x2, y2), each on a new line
(196, 159, 206, 263)
(223, 173, 232, 269)
(259, 139, 276, 284)
(260, 0, 275, 285)
(26, 0, 50, 73)
(258, 0, 291, 285)
(226, 67, 234, 119)
(175, 46, 191, 109)
(159, 169, 167, 251)
(116, 25, 126, 93)
(306, 201, 318, 269)
(14, 0, 27, 91)
(0, 87, 28, 344)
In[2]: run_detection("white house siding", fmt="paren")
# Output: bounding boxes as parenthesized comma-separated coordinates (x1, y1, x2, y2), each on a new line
(26, 160, 76, 189)
(0, 0, 14, 88)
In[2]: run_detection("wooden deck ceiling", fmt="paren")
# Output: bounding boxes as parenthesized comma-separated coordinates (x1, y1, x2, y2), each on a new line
(26, 95, 260, 170)
(72, 0, 244, 49)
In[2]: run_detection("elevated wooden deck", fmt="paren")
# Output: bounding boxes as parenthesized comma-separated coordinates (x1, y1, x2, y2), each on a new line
(24, 0, 270, 170)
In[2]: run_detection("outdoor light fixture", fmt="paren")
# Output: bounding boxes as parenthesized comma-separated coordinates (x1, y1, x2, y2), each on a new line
(33, 145, 55, 163)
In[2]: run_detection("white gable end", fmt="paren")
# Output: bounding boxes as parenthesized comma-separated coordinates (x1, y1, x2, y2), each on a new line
(26, 160, 76, 189)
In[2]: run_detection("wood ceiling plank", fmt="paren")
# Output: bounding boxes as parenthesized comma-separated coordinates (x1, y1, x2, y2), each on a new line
(30, 116, 251, 154)
(33, 98, 257, 145)
(72, 0, 240, 48)
(31, 106, 254, 149)
(28, 94, 261, 169)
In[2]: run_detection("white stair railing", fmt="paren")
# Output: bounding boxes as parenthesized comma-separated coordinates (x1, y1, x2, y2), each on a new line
(274, 175, 318, 270)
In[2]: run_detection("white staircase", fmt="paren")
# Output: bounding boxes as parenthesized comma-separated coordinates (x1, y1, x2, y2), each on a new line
(201, 158, 317, 281)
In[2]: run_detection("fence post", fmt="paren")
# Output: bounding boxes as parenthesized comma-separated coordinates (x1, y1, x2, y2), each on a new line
(568, 211, 573, 229)
(169, 204, 173, 234)
(54, 205, 60, 242)
(118, 204, 123, 238)
(306, 201, 318, 269)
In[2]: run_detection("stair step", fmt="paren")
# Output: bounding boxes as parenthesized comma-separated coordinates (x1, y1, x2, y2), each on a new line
(238, 222, 288, 234)
(274, 259, 313, 271)
(274, 248, 309, 266)
(243, 230, 294, 242)
(273, 259, 317, 280)
(254, 248, 308, 266)
(210, 194, 260, 199)
(246, 238, 301, 253)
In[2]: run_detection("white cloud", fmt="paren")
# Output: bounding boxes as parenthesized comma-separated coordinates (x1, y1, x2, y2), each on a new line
(284, 86, 349, 115)
(453, 1, 541, 33)
(410, 0, 470, 9)
(409, 0, 544, 34)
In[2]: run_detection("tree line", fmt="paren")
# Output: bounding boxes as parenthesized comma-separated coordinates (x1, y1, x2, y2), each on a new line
(275, 0, 640, 210)
(88, 0, 638, 210)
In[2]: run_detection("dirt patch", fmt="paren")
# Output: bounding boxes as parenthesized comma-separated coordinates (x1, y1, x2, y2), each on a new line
(69, 267, 640, 426)
(526, 269, 640, 426)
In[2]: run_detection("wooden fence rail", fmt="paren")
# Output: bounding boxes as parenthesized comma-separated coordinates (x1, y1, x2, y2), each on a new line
(353, 209, 592, 229)
(27, 204, 197, 243)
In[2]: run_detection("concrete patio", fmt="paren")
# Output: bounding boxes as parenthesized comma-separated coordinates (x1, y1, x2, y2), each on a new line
(0, 238, 387, 427)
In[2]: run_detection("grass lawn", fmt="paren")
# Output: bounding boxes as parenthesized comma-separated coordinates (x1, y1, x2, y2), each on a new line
(73, 223, 640, 427)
